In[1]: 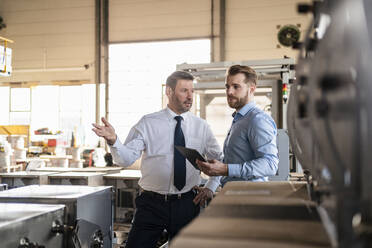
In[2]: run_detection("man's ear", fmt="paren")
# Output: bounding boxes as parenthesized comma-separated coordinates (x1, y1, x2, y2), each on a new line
(166, 86, 173, 97)
(249, 83, 256, 94)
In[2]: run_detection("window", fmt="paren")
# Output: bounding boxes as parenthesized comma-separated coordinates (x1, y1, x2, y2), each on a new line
(0, 84, 97, 147)
(109, 39, 211, 139)
(10, 88, 31, 125)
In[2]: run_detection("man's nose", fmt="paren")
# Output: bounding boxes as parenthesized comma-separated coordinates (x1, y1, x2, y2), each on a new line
(187, 91, 193, 98)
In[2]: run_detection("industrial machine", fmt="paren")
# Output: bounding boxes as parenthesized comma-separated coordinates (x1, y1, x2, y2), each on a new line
(0, 185, 113, 248)
(177, 58, 295, 129)
(0, 203, 65, 247)
(288, 0, 372, 247)
(177, 60, 295, 180)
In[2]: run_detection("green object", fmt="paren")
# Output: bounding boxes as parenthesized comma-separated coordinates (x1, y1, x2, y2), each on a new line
(277, 25, 301, 47)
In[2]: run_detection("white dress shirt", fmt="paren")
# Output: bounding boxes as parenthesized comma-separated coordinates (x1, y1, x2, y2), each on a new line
(109, 107, 223, 194)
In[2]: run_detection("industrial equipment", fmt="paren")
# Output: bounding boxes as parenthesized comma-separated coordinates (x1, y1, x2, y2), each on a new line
(288, 0, 372, 247)
(277, 24, 301, 47)
(104, 170, 141, 222)
(0, 185, 113, 248)
(171, 181, 331, 247)
(177, 58, 295, 129)
(177, 60, 295, 180)
(0, 203, 65, 247)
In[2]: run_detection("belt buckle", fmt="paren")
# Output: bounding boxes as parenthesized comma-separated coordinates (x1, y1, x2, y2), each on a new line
(164, 194, 168, 201)
(177, 193, 181, 199)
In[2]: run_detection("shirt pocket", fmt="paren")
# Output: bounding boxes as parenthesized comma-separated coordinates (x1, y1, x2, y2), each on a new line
(187, 137, 203, 153)
(146, 133, 171, 156)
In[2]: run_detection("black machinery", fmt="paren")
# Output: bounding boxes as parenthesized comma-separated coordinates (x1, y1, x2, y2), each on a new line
(288, 0, 372, 247)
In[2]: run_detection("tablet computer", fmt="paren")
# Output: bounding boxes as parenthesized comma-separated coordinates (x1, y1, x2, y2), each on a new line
(175, 146, 206, 170)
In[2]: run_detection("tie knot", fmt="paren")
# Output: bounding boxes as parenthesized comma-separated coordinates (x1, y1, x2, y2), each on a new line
(174, 116, 183, 123)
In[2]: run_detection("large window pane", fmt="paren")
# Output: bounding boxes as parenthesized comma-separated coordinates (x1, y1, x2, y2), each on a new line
(0, 87, 9, 125)
(10, 88, 30, 111)
(109, 39, 211, 138)
(60, 86, 82, 112)
(31, 86, 59, 132)
(10, 112, 30, 125)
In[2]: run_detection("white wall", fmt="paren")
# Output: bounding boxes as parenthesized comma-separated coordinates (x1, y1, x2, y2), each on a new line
(0, 0, 311, 83)
(0, 0, 95, 83)
(109, 0, 212, 42)
(225, 0, 311, 60)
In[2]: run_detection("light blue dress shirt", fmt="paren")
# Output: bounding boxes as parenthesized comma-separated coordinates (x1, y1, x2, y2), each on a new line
(220, 101, 279, 186)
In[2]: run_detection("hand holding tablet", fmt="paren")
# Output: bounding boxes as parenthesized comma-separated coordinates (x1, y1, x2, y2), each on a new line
(175, 146, 206, 170)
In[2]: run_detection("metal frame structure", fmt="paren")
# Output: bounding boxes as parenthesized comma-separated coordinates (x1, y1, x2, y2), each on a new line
(177, 58, 295, 129)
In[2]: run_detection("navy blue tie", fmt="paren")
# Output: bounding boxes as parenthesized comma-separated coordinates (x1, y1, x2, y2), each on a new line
(174, 116, 186, 191)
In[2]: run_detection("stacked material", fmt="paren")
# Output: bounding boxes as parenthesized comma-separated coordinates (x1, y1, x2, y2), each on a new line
(0, 136, 12, 170)
(67, 147, 83, 168)
(8, 135, 24, 149)
(8, 135, 26, 161)
(171, 181, 331, 248)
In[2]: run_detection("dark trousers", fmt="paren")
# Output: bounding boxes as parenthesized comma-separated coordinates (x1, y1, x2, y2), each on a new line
(125, 190, 200, 248)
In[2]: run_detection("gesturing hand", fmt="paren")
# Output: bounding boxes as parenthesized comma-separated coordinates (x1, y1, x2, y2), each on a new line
(92, 117, 117, 145)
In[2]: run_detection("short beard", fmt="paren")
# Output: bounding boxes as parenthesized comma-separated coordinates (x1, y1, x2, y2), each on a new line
(227, 93, 249, 110)
(172, 95, 192, 113)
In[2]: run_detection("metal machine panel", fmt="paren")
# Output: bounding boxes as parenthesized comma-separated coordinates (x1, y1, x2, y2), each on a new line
(104, 170, 141, 222)
(0, 183, 7, 191)
(270, 129, 290, 181)
(0, 203, 65, 247)
(0, 185, 113, 248)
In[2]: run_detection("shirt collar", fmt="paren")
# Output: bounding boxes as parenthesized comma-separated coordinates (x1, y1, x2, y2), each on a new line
(165, 106, 189, 122)
(232, 101, 255, 118)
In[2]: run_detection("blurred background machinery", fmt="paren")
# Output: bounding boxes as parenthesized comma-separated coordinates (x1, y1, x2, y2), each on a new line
(288, 0, 372, 247)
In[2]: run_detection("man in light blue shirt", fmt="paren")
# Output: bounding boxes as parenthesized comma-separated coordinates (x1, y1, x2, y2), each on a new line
(197, 64, 279, 185)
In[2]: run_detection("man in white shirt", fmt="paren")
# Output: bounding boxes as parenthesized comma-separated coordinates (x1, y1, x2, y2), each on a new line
(92, 71, 222, 247)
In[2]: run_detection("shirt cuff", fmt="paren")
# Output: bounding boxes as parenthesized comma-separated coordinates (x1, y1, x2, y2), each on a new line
(110, 137, 122, 148)
(228, 163, 242, 177)
(204, 176, 221, 193)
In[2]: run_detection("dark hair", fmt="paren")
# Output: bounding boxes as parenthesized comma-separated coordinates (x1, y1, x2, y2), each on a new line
(166, 71, 194, 89)
(227, 65, 257, 85)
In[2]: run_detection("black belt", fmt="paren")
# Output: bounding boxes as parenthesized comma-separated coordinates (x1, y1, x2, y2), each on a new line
(141, 189, 196, 201)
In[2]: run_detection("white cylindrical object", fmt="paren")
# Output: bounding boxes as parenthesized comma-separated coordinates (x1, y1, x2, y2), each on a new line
(70, 147, 81, 161)
(0, 154, 10, 168)
(0, 139, 12, 169)
(92, 148, 106, 167)
(13, 148, 27, 160)
(8, 135, 25, 149)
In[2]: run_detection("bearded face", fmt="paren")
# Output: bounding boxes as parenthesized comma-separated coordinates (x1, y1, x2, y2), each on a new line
(227, 90, 249, 110)
(225, 73, 255, 111)
(167, 79, 194, 114)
